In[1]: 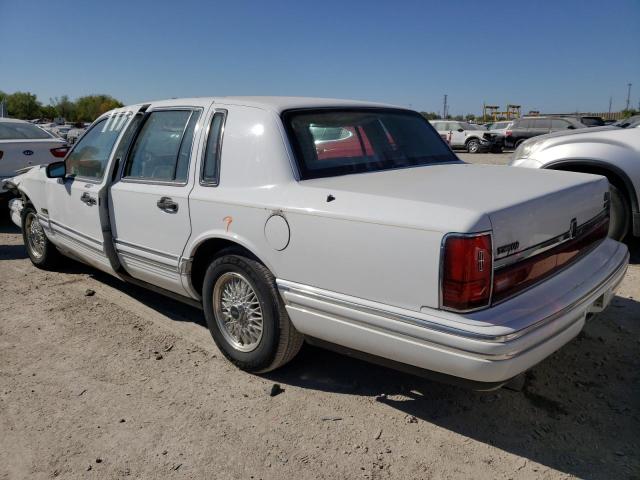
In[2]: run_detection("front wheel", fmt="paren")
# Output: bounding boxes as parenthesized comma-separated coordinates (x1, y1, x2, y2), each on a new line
(466, 138, 481, 153)
(21, 205, 61, 269)
(608, 184, 630, 241)
(202, 252, 303, 373)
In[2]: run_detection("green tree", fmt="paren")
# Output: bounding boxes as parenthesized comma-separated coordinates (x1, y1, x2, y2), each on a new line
(453, 114, 464, 121)
(420, 111, 439, 120)
(465, 113, 476, 121)
(621, 108, 638, 118)
(74, 94, 123, 122)
(6, 91, 42, 119)
(50, 95, 76, 120)
(40, 105, 58, 120)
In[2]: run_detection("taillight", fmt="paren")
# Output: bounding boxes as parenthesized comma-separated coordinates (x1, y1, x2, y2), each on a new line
(50, 146, 69, 158)
(505, 130, 512, 137)
(441, 233, 492, 311)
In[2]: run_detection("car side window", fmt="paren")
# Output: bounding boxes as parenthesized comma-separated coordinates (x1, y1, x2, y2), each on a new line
(124, 109, 201, 183)
(201, 110, 227, 185)
(534, 118, 551, 129)
(65, 115, 128, 180)
(551, 119, 569, 129)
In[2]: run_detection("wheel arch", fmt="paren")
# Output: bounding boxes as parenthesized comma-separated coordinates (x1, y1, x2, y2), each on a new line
(187, 234, 274, 298)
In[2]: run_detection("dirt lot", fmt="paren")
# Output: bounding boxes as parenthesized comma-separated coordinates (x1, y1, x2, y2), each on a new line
(1, 153, 638, 479)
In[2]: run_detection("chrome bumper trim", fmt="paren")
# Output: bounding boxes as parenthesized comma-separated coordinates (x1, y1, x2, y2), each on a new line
(277, 249, 628, 359)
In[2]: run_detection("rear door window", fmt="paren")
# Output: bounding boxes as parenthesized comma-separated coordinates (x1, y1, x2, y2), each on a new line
(551, 119, 570, 129)
(201, 111, 227, 185)
(124, 109, 201, 183)
(533, 118, 551, 130)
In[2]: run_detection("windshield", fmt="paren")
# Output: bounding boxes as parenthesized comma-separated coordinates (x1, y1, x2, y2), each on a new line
(0, 121, 53, 140)
(283, 109, 458, 179)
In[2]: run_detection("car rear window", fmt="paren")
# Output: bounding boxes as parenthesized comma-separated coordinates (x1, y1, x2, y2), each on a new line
(581, 117, 605, 127)
(283, 108, 457, 180)
(0, 121, 53, 140)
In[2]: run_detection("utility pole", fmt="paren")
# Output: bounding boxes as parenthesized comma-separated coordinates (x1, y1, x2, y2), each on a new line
(608, 96, 612, 115)
(626, 83, 632, 110)
(443, 94, 448, 119)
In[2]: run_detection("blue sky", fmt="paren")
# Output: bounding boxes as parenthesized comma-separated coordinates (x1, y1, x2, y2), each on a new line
(1, 0, 638, 115)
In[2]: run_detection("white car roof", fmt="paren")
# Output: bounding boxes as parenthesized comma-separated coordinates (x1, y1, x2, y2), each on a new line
(123, 96, 404, 114)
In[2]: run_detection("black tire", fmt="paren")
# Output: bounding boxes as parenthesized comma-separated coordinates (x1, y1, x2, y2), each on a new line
(202, 251, 303, 373)
(514, 139, 526, 149)
(608, 183, 630, 241)
(466, 138, 481, 153)
(21, 205, 61, 269)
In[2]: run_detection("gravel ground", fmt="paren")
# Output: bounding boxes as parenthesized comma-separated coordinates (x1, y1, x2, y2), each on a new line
(1, 154, 638, 479)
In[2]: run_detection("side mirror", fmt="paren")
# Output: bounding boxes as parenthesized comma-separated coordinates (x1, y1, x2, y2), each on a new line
(457, 128, 464, 132)
(46, 161, 66, 179)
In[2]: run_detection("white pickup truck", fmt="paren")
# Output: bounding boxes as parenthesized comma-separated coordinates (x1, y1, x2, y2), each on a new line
(4, 97, 629, 389)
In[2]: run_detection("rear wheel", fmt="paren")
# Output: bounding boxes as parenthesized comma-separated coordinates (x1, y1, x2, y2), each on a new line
(202, 251, 303, 372)
(22, 205, 61, 269)
(608, 184, 630, 241)
(466, 138, 481, 153)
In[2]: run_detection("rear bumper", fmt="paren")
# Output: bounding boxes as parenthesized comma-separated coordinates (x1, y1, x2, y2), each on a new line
(278, 238, 629, 385)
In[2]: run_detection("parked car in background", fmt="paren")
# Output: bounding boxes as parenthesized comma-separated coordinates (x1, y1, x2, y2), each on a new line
(505, 116, 587, 149)
(4, 96, 628, 389)
(51, 125, 73, 140)
(487, 121, 513, 147)
(614, 115, 640, 129)
(572, 115, 605, 127)
(66, 123, 88, 144)
(511, 127, 639, 241)
(0, 118, 68, 201)
(430, 120, 501, 153)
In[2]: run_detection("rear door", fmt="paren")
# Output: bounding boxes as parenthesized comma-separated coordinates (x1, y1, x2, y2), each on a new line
(109, 101, 210, 295)
(46, 112, 133, 272)
(529, 118, 551, 137)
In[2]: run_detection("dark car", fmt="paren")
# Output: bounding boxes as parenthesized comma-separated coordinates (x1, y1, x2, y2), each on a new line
(576, 115, 605, 127)
(505, 116, 586, 149)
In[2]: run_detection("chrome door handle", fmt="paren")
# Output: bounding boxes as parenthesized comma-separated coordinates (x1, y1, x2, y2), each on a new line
(156, 196, 178, 213)
(80, 192, 97, 206)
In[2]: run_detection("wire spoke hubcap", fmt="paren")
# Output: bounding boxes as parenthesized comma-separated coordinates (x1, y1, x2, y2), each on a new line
(213, 272, 264, 352)
(25, 212, 45, 259)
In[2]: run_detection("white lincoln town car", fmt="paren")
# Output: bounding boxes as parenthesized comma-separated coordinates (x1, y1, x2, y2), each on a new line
(3, 97, 629, 389)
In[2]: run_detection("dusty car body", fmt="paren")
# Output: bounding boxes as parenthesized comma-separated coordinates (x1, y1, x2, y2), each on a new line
(4, 96, 628, 389)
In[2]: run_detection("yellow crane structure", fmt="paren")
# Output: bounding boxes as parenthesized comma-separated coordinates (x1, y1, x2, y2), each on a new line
(482, 103, 522, 121)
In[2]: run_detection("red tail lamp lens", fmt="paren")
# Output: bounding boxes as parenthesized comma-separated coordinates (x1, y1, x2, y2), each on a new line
(50, 147, 69, 158)
(442, 234, 492, 311)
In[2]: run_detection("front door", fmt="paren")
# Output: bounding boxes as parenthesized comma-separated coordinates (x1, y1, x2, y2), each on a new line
(448, 122, 466, 147)
(46, 113, 132, 272)
(109, 103, 209, 295)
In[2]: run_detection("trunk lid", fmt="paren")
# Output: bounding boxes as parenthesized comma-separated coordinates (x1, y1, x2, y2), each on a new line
(0, 139, 67, 178)
(301, 163, 609, 256)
